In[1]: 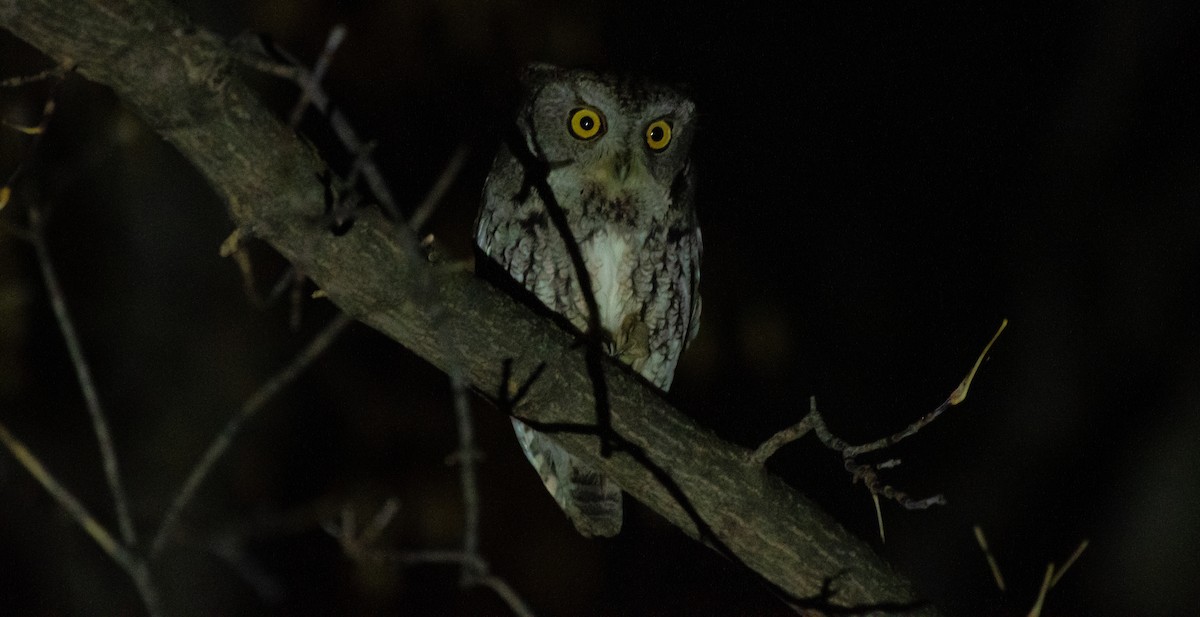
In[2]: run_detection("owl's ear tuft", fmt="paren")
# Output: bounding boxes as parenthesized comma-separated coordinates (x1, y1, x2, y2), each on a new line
(521, 63, 563, 87)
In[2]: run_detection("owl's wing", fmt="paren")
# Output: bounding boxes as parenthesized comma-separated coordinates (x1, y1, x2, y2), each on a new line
(684, 226, 703, 348)
(511, 418, 623, 537)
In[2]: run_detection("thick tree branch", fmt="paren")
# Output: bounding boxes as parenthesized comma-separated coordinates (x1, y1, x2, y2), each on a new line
(1, 1, 934, 613)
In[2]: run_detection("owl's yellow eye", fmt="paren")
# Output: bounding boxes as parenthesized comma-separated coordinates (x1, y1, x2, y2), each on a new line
(645, 119, 672, 151)
(568, 107, 605, 140)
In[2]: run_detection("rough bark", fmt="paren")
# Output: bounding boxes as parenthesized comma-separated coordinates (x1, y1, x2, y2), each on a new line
(0, 0, 935, 613)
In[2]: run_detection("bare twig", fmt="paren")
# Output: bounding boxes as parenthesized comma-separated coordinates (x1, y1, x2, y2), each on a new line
(477, 575, 537, 617)
(449, 365, 483, 585)
(748, 396, 817, 465)
(321, 497, 401, 560)
(151, 312, 353, 557)
(871, 492, 885, 543)
(1027, 563, 1055, 617)
(973, 525, 1006, 591)
(1049, 539, 1088, 588)
(358, 497, 402, 549)
(242, 38, 400, 219)
(28, 206, 139, 547)
(0, 420, 127, 566)
(1, 65, 69, 86)
(0, 420, 163, 616)
(288, 266, 306, 330)
(848, 318, 1009, 458)
(409, 145, 470, 231)
(1027, 539, 1088, 617)
(325, 504, 537, 617)
(201, 533, 285, 603)
(287, 24, 346, 128)
(749, 320, 1008, 511)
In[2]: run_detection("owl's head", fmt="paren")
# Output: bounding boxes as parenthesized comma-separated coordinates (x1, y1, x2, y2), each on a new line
(515, 64, 697, 217)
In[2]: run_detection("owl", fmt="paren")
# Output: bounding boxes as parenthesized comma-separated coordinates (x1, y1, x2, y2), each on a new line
(475, 64, 701, 537)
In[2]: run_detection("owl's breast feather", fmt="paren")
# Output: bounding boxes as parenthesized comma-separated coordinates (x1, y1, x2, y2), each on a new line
(583, 227, 642, 335)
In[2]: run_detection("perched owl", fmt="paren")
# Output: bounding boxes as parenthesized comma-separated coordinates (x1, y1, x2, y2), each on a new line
(474, 64, 701, 537)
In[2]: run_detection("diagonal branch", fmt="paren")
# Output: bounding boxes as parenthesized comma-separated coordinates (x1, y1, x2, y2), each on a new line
(0, 2, 937, 613)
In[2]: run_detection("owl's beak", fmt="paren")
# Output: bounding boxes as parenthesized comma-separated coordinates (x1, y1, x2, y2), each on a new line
(588, 149, 645, 190)
(611, 150, 633, 182)
(610, 149, 651, 186)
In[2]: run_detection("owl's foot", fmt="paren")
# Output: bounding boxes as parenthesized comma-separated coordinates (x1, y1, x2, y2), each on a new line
(614, 313, 652, 371)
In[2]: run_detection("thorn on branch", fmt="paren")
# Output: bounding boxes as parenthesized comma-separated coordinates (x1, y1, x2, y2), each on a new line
(0, 62, 73, 87)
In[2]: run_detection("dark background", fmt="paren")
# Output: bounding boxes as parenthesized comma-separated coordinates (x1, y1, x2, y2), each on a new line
(2, 1, 1198, 615)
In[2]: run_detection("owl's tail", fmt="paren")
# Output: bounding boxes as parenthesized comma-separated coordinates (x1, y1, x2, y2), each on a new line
(511, 418, 623, 537)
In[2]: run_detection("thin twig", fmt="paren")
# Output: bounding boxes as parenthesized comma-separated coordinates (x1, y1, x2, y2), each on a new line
(29, 206, 138, 546)
(871, 492, 884, 543)
(393, 549, 488, 569)
(409, 145, 470, 231)
(0, 420, 127, 565)
(201, 533, 285, 603)
(477, 575, 537, 617)
(0, 63, 72, 87)
(973, 525, 1006, 591)
(358, 497, 401, 549)
(150, 312, 353, 557)
(325, 509, 539, 617)
(748, 396, 817, 465)
(287, 24, 346, 128)
(1049, 539, 1088, 588)
(846, 457, 946, 510)
(243, 40, 400, 219)
(450, 364, 483, 585)
(288, 266, 305, 330)
(1027, 563, 1055, 617)
(0, 419, 163, 616)
(748, 321, 1008, 511)
(393, 551, 535, 617)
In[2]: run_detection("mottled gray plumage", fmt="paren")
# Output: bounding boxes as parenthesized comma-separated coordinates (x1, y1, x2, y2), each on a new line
(475, 64, 701, 537)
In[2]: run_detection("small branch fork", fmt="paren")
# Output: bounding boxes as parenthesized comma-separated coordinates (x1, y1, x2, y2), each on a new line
(749, 320, 1009, 529)
(323, 501, 536, 617)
